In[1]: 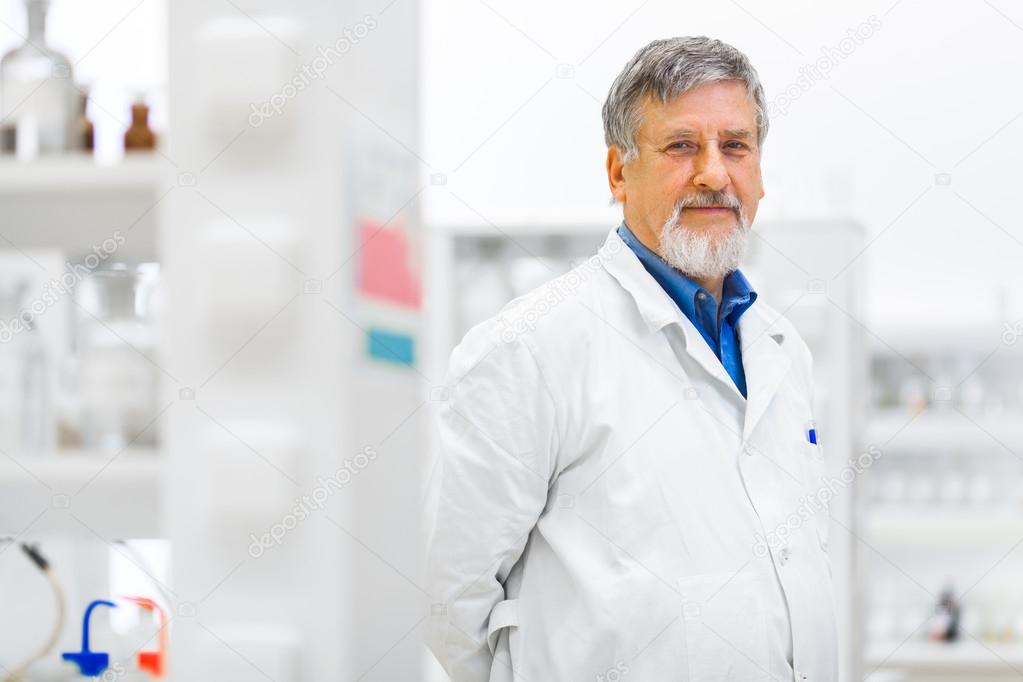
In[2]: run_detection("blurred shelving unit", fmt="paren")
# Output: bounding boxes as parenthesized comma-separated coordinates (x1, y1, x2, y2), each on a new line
(860, 324, 1023, 681)
(423, 221, 609, 380)
(0, 151, 169, 535)
(0, 150, 171, 678)
(6, 1, 425, 680)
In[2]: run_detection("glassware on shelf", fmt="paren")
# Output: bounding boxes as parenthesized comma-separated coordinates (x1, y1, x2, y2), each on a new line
(75, 264, 160, 452)
(75, 89, 93, 152)
(124, 96, 157, 152)
(0, 0, 75, 158)
(456, 238, 513, 333)
(0, 276, 54, 454)
(927, 585, 961, 642)
(898, 374, 929, 414)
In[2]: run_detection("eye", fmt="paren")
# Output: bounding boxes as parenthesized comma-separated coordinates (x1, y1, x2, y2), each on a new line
(724, 141, 750, 150)
(666, 141, 695, 151)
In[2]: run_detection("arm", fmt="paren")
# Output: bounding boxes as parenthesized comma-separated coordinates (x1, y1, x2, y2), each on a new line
(425, 332, 560, 681)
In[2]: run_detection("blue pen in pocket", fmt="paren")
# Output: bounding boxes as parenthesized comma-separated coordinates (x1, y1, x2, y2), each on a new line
(806, 420, 817, 445)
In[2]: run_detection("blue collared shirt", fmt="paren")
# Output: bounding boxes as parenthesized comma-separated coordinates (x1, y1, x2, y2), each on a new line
(617, 223, 757, 398)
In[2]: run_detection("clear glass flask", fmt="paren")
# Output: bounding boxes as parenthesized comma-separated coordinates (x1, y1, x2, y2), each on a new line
(0, 0, 75, 157)
(76, 264, 160, 452)
(0, 276, 53, 454)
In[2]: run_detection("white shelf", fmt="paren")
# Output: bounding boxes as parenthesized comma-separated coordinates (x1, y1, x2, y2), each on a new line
(0, 156, 167, 259)
(867, 639, 1023, 669)
(0, 155, 165, 193)
(869, 322, 1023, 357)
(432, 221, 612, 237)
(0, 447, 159, 480)
(864, 508, 1023, 545)
(0, 449, 163, 539)
(866, 410, 1023, 452)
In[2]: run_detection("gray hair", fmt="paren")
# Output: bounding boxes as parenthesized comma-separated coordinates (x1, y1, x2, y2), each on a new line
(602, 36, 768, 161)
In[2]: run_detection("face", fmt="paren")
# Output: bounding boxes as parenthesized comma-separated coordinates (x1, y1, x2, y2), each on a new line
(606, 80, 765, 272)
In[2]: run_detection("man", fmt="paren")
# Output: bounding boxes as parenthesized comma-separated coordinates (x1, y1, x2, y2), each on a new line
(426, 36, 837, 681)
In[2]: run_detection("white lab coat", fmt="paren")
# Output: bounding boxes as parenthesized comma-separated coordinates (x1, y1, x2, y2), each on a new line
(426, 227, 838, 682)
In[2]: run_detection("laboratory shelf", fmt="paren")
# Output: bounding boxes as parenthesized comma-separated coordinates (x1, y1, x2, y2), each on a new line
(865, 410, 1023, 453)
(866, 639, 1023, 670)
(0, 155, 167, 260)
(867, 322, 1023, 357)
(0, 155, 165, 193)
(0, 449, 163, 540)
(432, 220, 612, 237)
(864, 508, 1023, 545)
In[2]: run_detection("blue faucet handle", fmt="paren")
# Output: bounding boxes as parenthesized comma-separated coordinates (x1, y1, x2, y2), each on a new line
(62, 599, 117, 677)
(62, 650, 110, 677)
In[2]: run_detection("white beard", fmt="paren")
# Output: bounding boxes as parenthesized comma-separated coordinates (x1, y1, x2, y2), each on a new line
(657, 201, 750, 279)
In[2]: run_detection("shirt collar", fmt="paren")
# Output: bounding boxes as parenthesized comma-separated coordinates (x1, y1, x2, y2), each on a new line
(615, 222, 757, 326)
(597, 226, 786, 355)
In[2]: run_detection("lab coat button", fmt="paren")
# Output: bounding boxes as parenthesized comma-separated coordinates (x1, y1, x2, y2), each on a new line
(778, 547, 791, 564)
(743, 444, 754, 457)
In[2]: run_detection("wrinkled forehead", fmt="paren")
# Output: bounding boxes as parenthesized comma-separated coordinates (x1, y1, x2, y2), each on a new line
(638, 81, 759, 142)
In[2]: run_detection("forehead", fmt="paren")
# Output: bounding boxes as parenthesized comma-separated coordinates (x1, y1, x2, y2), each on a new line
(638, 80, 757, 139)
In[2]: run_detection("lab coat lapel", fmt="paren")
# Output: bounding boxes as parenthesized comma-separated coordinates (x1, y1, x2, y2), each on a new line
(673, 314, 744, 400)
(737, 304, 791, 443)
(599, 227, 758, 402)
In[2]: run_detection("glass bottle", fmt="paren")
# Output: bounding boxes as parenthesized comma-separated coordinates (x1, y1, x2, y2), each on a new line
(75, 89, 93, 152)
(0, 276, 53, 454)
(0, 0, 75, 158)
(76, 264, 160, 452)
(124, 98, 156, 152)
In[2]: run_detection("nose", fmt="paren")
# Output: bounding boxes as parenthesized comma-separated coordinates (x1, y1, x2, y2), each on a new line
(692, 144, 729, 192)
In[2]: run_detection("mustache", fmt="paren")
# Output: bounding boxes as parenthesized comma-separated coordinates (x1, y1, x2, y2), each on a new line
(666, 191, 749, 232)
(675, 191, 743, 214)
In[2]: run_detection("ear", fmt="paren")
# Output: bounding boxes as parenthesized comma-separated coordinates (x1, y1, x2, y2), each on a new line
(606, 146, 627, 203)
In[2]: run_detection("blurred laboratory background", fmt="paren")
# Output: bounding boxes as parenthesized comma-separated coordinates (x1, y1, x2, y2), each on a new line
(0, 0, 1020, 680)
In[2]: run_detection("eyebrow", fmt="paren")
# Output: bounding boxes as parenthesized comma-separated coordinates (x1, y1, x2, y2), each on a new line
(661, 128, 754, 141)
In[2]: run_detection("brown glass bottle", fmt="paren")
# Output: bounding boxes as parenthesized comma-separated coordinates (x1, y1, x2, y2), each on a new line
(124, 99, 156, 151)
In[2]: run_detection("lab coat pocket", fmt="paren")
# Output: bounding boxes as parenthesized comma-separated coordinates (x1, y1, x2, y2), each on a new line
(678, 571, 771, 681)
(487, 599, 521, 682)
(800, 440, 830, 553)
